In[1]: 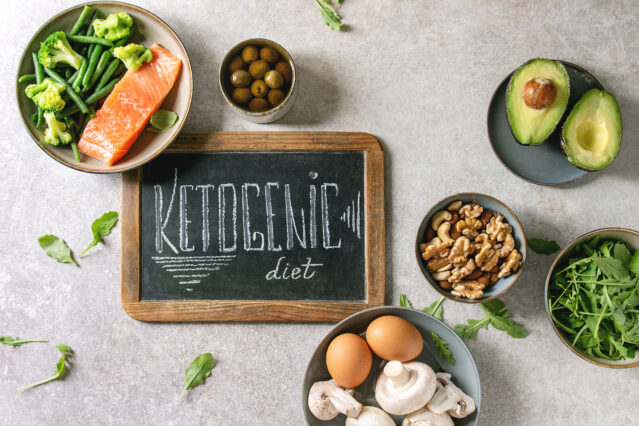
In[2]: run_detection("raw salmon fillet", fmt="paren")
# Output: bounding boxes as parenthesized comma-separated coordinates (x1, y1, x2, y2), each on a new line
(78, 44, 182, 166)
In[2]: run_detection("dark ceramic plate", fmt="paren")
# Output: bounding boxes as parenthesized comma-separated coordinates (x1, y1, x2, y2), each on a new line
(487, 61, 603, 185)
(302, 307, 481, 425)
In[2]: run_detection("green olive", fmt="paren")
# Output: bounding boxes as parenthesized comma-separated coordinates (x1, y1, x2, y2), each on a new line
(264, 70, 284, 89)
(250, 80, 268, 98)
(241, 46, 259, 63)
(231, 87, 252, 105)
(260, 46, 280, 64)
(249, 97, 269, 112)
(230, 70, 251, 88)
(275, 61, 293, 83)
(227, 55, 246, 73)
(268, 89, 286, 106)
(249, 60, 270, 80)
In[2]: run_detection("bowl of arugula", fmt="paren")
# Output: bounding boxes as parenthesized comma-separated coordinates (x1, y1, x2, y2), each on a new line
(545, 228, 639, 368)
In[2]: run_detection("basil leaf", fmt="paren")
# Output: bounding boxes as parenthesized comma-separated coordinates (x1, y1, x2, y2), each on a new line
(423, 297, 444, 320)
(314, 0, 343, 31)
(180, 353, 215, 400)
(528, 238, 560, 255)
(148, 110, 178, 133)
(593, 257, 629, 280)
(80, 211, 119, 257)
(16, 344, 72, 391)
(399, 294, 413, 308)
(0, 336, 48, 347)
(631, 251, 639, 275)
(38, 235, 77, 266)
(431, 332, 455, 365)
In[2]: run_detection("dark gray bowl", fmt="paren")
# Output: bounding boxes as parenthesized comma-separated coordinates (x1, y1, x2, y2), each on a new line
(302, 306, 481, 425)
(416, 193, 527, 304)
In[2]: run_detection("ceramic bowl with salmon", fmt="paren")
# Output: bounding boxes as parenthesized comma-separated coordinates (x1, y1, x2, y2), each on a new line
(16, 1, 192, 173)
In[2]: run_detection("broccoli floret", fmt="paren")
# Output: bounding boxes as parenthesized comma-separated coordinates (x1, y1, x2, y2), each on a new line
(113, 43, 153, 72)
(42, 112, 72, 146)
(37, 31, 84, 70)
(24, 78, 66, 112)
(92, 12, 134, 42)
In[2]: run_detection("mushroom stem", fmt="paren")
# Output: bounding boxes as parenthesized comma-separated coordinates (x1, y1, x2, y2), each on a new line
(384, 360, 411, 388)
(427, 382, 460, 414)
(328, 387, 362, 418)
(308, 379, 362, 420)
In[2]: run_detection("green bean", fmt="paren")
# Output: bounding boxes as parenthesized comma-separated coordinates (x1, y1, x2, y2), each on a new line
(85, 77, 121, 105)
(69, 5, 93, 36)
(67, 69, 79, 85)
(18, 74, 36, 83)
(73, 59, 87, 92)
(82, 44, 102, 90)
(32, 53, 44, 129)
(64, 68, 73, 79)
(31, 112, 38, 122)
(68, 35, 114, 47)
(43, 67, 89, 114)
(96, 58, 120, 91)
(87, 105, 96, 119)
(71, 142, 81, 162)
(58, 105, 79, 118)
(86, 10, 98, 35)
(88, 50, 112, 89)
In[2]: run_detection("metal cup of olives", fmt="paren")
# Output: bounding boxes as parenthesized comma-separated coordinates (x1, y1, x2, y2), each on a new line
(219, 38, 297, 124)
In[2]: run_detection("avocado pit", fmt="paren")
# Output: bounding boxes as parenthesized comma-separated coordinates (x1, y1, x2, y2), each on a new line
(522, 78, 556, 109)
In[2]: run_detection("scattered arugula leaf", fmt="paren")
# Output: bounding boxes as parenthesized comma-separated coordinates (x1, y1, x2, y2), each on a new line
(38, 235, 77, 266)
(314, 0, 343, 31)
(528, 238, 560, 255)
(180, 353, 215, 400)
(549, 237, 639, 360)
(80, 211, 119, 257)
(423, 297, 444, 321)
(16, 344, 72, 391)
(0, 336, 48, 347)
(431, 332, 455, 365)
(147, 110, 178, 133)
(399, 294, 413, 308)
(454, 298, 526, 341)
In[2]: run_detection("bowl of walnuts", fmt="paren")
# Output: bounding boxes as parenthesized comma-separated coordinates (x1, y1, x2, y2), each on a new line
(416, 193, 527, 303)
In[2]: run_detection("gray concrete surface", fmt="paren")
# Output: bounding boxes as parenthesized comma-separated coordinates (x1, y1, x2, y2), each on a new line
(2, 1, 639, 425)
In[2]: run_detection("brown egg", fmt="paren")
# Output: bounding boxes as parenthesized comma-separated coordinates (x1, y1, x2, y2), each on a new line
(365, 316, 423, 361)
(325, 333, 372, 388)
(275, 61, 293, 83)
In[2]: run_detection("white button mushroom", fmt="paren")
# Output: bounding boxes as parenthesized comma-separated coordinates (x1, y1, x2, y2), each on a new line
(345, 406, 395, 426)
(426, 372, 476, 419)
(374, 360, 437, 415)
(308, 379, 363, 420)
(401, 407, 454, 426)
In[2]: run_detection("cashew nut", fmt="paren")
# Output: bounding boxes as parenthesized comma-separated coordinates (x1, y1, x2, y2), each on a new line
(432, 270, 451, 281)
(437, 222, 454, 243)
(431, 211, 452, 230)
(447, 200, 462, 212)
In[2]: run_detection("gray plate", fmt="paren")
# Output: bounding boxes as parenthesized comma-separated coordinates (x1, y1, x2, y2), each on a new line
(302, 307, 481, 425)
(487, 61, 603, 185)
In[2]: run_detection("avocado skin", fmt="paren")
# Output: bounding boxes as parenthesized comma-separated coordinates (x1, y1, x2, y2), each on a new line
(560, 89, 623, 172)
(505, 58, 570, 146)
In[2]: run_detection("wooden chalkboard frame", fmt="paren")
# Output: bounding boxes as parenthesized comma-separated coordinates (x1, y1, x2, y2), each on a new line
(121, 132, 385, 322)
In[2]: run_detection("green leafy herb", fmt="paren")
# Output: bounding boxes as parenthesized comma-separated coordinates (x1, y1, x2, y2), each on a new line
(0, 336, 48, 347)
(38, 235, 77, 266)
(548, 237, 639, 361)
(399, 294, 413, 308)
(314, 0, 343, 31)
(431, 332, 455, 365)
(147, 110, 178, 133)
(80, 211, 119, 257)
(423, 297, 444, 320)
(180, 353, 215, 400)
(528, 238, 560, 255)
(16, 344, 72, 391)
(454, 298, 526, 341)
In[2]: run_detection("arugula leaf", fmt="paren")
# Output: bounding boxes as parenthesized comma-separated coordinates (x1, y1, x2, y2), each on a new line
(528, 238, 560, 255)
(593, 257, 629, 281)
(0, 336, 48, 347)
(399, 294, 413, 308)
(454, 318, 490, 341)
(614, 242, 632, 267)
(16, 345, 72, 391)
(431, 332, 455, 365)
(80, 211, 119, 257)
(455, 298, 526, 341)
(38, 235, 77, 266)
(631, 251, 639, 275)
(423, 297, 444, 320)
(314, 0, 343, 31)
(180, 353, 215, 400)
(148, 110, 178, 133)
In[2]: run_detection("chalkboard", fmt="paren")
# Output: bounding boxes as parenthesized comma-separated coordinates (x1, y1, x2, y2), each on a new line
(121, 132, 385, 322)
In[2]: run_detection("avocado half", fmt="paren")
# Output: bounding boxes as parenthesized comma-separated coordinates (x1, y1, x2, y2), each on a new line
(506, 58, 570, 145)
(561, 88, 622, 171)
